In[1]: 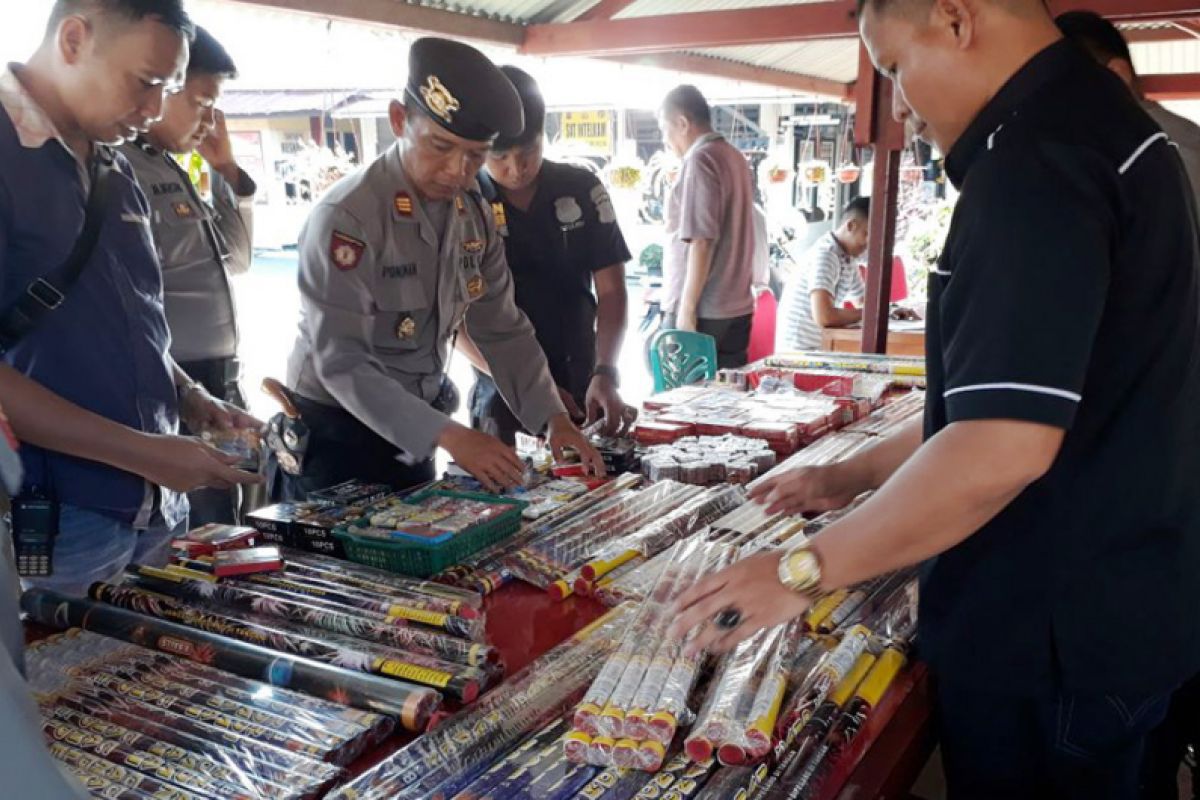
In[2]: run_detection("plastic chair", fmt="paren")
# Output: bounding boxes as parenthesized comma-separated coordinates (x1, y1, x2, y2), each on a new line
(747, 288, 778, 364)
(649, 329, 719, 393)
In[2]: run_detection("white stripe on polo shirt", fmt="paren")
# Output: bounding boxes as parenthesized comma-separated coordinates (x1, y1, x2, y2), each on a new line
(943, 382, 1083, 403)
(1119, 132, 1169, 175)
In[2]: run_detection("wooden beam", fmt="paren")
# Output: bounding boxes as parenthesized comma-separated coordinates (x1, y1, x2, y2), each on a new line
(862, 148, 901, 354)
(1052, 0, 1200, 21)
(609, 53, 853, 100)
(1142, 72, 1200, 99)
(523, 2, 858, 56)
(575, 0, 639, 22)
(225, 0, 525, 46)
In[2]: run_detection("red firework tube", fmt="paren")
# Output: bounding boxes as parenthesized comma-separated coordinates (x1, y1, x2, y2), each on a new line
(89, 581, 482, 701)
(129, 566, 496, 667)
(276, 565, 481, 620)
(41, 702, 309, 800)
(49, 689, 343, 786)
(48, 740, 205, 800)
(42, 717, 256, 799)
(280, 552, 483, 615)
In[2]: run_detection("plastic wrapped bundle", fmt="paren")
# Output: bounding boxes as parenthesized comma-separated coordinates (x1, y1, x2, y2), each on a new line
(21, 589, 441, 730)
(328, 604, 634, 800)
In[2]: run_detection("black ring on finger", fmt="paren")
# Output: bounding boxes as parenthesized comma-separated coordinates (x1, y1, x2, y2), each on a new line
(714, 607, 742, 630)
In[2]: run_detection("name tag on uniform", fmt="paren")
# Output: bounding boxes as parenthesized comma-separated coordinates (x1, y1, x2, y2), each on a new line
(120, 212, 150, 225)
(382, 263, 418, 279)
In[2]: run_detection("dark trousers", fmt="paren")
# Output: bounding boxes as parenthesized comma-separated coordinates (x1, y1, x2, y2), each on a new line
(469, 368, 588, 447)
(178, 357, 245, 526)
(274, 395, 434, 502)
(1141, 672, 1200, 799)
(935, 677, 1172, 800)
(663, 312, 753, 369)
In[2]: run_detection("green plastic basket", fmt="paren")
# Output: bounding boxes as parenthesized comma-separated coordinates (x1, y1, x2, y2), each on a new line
(334, 489, 526, 578)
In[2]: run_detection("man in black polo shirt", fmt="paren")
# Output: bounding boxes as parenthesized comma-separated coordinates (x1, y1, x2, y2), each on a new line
(461, 66, 631, 443)
(669, 0, 1200, 796)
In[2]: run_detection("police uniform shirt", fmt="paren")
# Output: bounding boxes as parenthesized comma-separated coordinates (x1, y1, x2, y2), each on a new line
(0, 66, 183, 527)
(921, 40, 1200, 695)
(480, 160, 631, 389)
(121, 141, 256, 362)
(286, 143, 565, 462)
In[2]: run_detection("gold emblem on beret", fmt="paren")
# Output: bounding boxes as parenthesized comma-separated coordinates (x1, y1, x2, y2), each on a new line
(396, 315, 418, 341)
(467, 275, 485, 300)
(420, 75, 461, 124)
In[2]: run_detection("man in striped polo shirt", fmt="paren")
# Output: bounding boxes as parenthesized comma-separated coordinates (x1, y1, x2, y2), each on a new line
(775, 196, 870, 353)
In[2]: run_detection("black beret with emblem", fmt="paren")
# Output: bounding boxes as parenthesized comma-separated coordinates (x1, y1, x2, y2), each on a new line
(405, 37, 524, 143)
(493, 65, 546, 152)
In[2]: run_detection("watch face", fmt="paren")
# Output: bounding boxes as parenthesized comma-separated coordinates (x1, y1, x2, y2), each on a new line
(785, 550, 819, 587)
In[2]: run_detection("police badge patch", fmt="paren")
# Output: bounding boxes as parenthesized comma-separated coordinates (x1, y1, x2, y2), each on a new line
(467, 275, 485, 300)
(420, 75, 461, 124)
(590, 184, 617, 224)
(172, 202, 195, 219)
(329, 231, 366, 271)
(555, 196, 583, 226)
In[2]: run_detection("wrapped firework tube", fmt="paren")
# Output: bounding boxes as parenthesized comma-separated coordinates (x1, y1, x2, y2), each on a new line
(329, 606, 633, 800)
(750, 654, 876, 800)
(742, 621, 807, 760)
(59, 761, 158, 800)
(564, 730, 593, 764)
(89, 582, 484, 701)
(693, 766, 754, 800)
(568, 766, 647, 800)
(817, 582, 883, 635)
(782, 625, 872, 728)
(802, 591, 846, 633)
(527, 762, 600, 800)
(48, 740, 206, 800)
(715, 626, 788, 767)
(70, 670, 343, 763)
(21, 589, 440, 730)
(107, 644, 393, 741)
(227, 571, 483, 640)
(282, 551, 484, 610)
(778, 648, 908, 800)
(631, 753, 713, 800)
(593, 555, 671, 608)
(41, 717, 256, 799)
(43, 697, 336, 798)
(451, 719, 570, 799)
(41, 703, 308, 800)
(863, 579, 918, 649)
(266, 562, 480, 620)
(579, 557, 646, 599)
(480, 734, 569, 797)
(834, 573, 910, 633)
(47, 689, 343, 787)
(130, 567, 496, 667)
(71, 659, 367, 754)
(685, 626, 778, 764)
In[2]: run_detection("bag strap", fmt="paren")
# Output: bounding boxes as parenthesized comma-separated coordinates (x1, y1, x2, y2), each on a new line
(0, 147, 116, 354)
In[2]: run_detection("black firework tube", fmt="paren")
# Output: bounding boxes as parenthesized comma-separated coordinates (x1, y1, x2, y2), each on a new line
(50, 689, 343, 786)
(41, 702, 309, 800)
(480, 734, 568, 798)
(21, 588, 441, 731)
(70, 659, 363, 756)
(525, 759, 599, 800)
(111, 646, 393, 742)
(451, 718, 571, 799)
(48, 740, 206, 800)
(58, 759, 159, 800)
(630, 752, 711, 799)
(42, 717, 255, 799)
(130, 566, 495, 666)
(282, 550, 484, 612)
(693, 766, 754, 800)
(87, 582, 483, 702)
(264, 560, 481, 620)
(71, 670, 340, 763)
(568, 766, 650, 800)
(230, 571, 484, 640)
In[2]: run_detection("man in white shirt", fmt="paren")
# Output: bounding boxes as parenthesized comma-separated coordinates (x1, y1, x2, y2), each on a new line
(776, 196, 870, 352)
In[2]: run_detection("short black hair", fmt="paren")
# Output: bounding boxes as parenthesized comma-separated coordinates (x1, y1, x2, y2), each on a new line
(48, 0, 194, 38)
(188, 26, 237, 79)
(493, 66, 545, 152)
(1055, 11, 1133, 68)
(662, 84, 712, 127)
(844, 196, 870, 221)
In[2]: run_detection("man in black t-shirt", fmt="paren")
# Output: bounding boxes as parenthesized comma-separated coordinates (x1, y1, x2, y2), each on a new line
(669, 1, 1200, 796)
(462, 67, 632, 443)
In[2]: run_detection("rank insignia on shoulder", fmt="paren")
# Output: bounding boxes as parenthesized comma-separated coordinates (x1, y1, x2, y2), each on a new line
(462, 239, 484, 255)
(330, 231, 367, 271)
(172, 202, 195, 219)
(491, 201, 507, 228)
(466, 275, 486, 300)
(396, 315, 418, 341)
(455, 195, 466, 215)
(394, 192, 414, 217)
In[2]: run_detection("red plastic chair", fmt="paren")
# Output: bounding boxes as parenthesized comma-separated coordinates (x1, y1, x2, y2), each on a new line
(856, 255, 909, 304)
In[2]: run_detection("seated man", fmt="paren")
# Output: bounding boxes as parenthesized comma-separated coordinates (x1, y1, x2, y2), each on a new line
(776, 196, 870, 352)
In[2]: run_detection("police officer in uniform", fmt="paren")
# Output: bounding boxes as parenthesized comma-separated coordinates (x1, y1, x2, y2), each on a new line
(462, 67, 632, 443)
(284, 38, 605, 496)
(123, 27, 257, 524)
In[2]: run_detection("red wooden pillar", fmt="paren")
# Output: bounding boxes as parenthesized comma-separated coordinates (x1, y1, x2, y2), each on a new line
(854, 43, 905, 355)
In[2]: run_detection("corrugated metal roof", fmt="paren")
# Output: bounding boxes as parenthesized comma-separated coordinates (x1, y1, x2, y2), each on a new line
(614, 0, 826, 18)
(220, 90, 368, 117)
(690, 40, 859, 83)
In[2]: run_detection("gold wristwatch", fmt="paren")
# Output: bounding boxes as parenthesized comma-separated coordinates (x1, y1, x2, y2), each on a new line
(777, 544, 825, 601)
